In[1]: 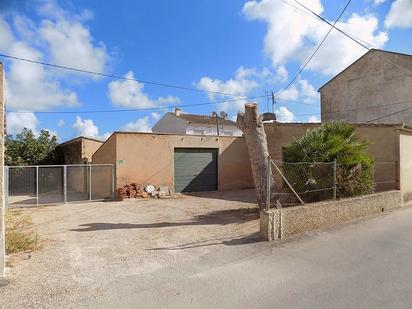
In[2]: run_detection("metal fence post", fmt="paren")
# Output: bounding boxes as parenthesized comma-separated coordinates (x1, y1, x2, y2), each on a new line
(4, 167, 8, 209)
(111, 164, 115, 201)
(63, 165, 67, 204)
(266, 156, 271, 210)
(36, 166, 39, 205)
(333, 159, 337, 200)
(89, 165, 92, 201)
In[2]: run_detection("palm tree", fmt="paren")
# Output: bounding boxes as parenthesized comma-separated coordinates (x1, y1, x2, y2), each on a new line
(282, 121, 374, 199)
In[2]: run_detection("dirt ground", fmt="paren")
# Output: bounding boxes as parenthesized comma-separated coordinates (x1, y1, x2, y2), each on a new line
(0, 189, 259, 308)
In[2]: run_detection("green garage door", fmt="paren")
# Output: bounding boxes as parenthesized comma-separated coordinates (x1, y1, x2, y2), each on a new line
(174, 148, 218, 193)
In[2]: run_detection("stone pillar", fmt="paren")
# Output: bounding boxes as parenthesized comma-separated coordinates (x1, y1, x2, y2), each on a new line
(260, 209, 280, 241)
(0, 63, 4, 277)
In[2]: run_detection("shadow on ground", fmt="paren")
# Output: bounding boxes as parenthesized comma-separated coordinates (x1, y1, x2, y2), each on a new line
(147, 232, 263, 250)
(182, 189, 257, 203)
(69, 208, 259, 232)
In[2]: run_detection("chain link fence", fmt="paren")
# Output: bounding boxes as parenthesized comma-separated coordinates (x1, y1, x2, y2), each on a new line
(267, 159, 398, 209)
(5, 164, 114, 207)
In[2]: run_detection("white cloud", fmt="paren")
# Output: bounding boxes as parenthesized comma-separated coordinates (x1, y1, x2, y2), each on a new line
(374, 0, 387, 4)
(298, 79, 319, 103)
(57, 119, 65, 127)
(278, 79, 319, 103)
(122, 116, 152, 132)
(151, 112, 161, 120)
(108, 71, 180, 108)
(7, 112, 38, 135)
(275, 65, 288, 82)
(196, 66, 274, 112)
(308, 115, 320, 123)
(39, 14, 108, 73)
(280, 85, 299, 101)
(305, 14, 388, 75)
(73, 116, 99, 138)
(0, 16, 78, 110)
(243, 0, 388, 75)
(385, 0, 412, 29)
(276, 106, 294, 123)
(0, 2, 109, 111)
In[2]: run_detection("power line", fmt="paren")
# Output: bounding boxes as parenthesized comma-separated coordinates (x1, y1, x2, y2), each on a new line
(275, 99, 412, 119)
(277, 0, 352, 97)
(0, 53, 247, 98)
(366, 106, 412, 123)
(6, 95, 266, 114)
(290, 0, 412, 75)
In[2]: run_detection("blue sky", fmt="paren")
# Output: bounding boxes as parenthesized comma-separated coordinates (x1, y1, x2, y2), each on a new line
(1, 0, 411, 142)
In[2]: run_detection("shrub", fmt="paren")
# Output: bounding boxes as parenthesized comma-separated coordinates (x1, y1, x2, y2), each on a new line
(283, 121, 374, 199)
(5, 210, 39, 254)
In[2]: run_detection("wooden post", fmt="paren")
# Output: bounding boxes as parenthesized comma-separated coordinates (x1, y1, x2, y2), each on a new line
(237, 103, 274, 209)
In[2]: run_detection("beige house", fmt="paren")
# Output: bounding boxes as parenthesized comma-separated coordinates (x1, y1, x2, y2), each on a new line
(319, 49, 412, 125)
(92, 122, 412, 202)
(58, 136, 103, 164)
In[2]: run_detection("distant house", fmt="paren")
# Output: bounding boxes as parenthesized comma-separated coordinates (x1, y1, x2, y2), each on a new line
(319, 49, 412, 125)
(58, 136, 103, 164)
(152, 108, 243, 136)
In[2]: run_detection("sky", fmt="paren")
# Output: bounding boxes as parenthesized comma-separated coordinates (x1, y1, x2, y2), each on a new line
(0, 0, 412, 142)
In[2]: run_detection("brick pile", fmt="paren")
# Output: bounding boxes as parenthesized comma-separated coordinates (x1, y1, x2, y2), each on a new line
(117, 183, 148, 200)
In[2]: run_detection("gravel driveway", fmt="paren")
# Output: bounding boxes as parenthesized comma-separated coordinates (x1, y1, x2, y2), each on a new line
(0, 189, 258, 308)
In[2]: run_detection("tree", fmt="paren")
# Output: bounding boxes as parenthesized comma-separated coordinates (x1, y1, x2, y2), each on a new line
(5, 129, 60, 166)
(283, 121, 374, 199)
(237, 103, 274, 209)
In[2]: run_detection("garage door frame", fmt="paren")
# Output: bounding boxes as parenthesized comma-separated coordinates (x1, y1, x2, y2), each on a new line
(173, 147, 219, 193)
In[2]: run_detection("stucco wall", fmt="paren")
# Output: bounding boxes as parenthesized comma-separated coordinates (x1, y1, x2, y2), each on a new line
(320, 50, 412, 125)
(399, 132, 412, 202)
(0, 63, 5, 277)
(94, 132, 254, 191)
(265, 122, 400, 161)
(60, 137, 103, 164)
(60, 139, 82, 164)
(82, 139, 103, 163)
(92, 134, 117, 165)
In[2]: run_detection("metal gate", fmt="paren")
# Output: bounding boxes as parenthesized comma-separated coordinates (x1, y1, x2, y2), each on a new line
(174, 148, 218, 193)
(5, 164, 114, 207)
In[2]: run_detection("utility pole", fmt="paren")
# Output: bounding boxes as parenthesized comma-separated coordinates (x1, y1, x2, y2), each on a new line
(271, 91, 276, 113)
(212, 112, 220, 136)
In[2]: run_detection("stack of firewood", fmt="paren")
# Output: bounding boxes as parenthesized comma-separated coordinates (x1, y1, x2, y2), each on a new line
(117, 183, 148, 200)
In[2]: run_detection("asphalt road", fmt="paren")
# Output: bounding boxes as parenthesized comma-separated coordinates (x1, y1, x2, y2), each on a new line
(86, 206, 412, 309)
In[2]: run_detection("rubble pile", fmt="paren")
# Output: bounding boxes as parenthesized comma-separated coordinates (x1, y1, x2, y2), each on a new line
(117, 183, 173, 201)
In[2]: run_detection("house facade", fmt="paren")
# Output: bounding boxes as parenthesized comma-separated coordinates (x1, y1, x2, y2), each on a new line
(58, 136, 103, 164)
(319, 49, 412, 125)
(152, 108, 242, 136)
(92, 123, 412, 202)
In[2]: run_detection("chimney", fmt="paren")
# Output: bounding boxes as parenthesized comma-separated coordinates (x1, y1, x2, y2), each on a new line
(175, 107, 181, 116)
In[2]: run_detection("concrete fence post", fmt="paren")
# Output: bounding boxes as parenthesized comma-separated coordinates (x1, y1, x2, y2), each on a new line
(266, 156, 271, 210)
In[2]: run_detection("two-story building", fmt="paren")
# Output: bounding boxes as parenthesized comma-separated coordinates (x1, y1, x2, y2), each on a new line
(152, 108, 242, 136)
(319, 49, 412, 125)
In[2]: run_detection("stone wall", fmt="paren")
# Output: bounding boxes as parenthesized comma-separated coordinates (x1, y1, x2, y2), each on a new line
(260, 191, 402, 241)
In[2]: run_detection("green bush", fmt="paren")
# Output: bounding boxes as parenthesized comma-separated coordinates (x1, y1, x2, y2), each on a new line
(283, 121, 374, 199)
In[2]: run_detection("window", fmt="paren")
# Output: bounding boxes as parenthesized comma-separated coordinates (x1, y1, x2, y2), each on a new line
(223, 132, 233, 136)
(193, 130, 205, 135)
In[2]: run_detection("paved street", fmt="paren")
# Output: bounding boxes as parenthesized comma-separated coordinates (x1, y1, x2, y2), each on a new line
(87, 206, 412, 309)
